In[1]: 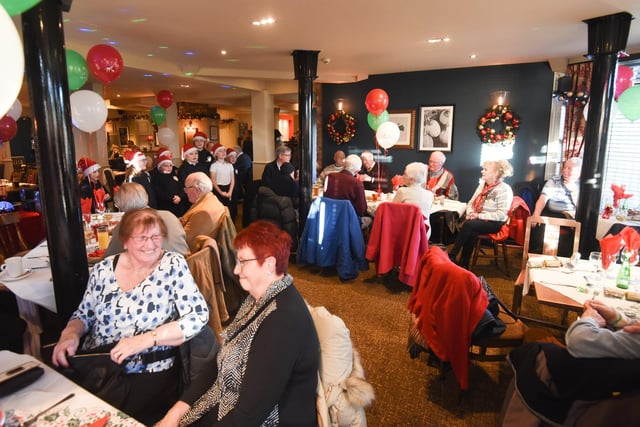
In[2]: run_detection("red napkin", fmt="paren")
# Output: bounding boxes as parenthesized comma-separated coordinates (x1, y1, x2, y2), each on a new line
(80, 197, 93, 215)
(391, 174, 404, 190)
(621, 226, 640, 264)
(611, 184, 633, 208)
(600, 233, 621, 270)
(93, 188, 106, 204)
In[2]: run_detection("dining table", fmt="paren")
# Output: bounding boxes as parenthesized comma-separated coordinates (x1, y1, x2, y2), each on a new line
(0, 350, 143, 426)
(524, 255, 640, 318)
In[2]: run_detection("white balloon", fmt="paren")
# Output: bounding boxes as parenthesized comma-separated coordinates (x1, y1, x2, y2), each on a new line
(0, 8, 25, 118)
(70, 90, 108, 133)
(157, 127, 175, 145)
(6, 99, 22, 120)
(376, 121, 400, 149)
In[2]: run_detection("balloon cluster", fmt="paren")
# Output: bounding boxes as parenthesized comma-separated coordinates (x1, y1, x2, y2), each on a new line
(364, 89, 400, 150)
(614, 65, 640, 122)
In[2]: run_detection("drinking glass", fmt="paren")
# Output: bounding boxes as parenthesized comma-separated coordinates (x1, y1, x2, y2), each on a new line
(589, 252, 602, 273)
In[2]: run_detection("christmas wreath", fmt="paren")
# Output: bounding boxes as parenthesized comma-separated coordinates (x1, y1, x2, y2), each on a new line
(477, 105, 520, 145)
(326, 110, 356, 144)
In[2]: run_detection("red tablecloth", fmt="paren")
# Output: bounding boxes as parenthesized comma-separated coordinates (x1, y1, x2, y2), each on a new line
(18, 211, 46, 249)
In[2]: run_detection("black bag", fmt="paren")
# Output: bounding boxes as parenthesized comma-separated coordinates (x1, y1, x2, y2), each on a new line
(471, 276, 507, 342)
(58, 343, 129, 408)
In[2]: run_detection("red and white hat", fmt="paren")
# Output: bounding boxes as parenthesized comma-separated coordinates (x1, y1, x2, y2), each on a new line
(182, 143, 198, 158)
(156, 148, 173, 169)
(226, 148, 237, 157)
(211, 143, 226, 156)
(77, 157, 100, 176)
(123, 149, 146, 165)
(193, 131, 207, 143)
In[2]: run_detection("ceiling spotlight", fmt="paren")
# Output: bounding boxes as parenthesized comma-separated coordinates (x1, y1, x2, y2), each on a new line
(252, 17, 276, 26)
(321, 57, 331, 64)
(221, 50, 227, 55)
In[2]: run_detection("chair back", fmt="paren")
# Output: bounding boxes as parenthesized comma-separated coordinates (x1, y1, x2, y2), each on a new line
(522, 216, 581, 268)
(0, 211, 29, 258)
(186, 235, 230, 343)
(488, 196, 531, 244)
(366, 202, 428, 287)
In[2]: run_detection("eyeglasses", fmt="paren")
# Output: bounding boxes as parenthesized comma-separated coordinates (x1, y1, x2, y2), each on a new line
(130, 234, 162, 244)
(235, 257, 264, 267)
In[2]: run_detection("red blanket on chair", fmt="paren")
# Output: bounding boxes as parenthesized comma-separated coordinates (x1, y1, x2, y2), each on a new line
(407, 246, 488, 390)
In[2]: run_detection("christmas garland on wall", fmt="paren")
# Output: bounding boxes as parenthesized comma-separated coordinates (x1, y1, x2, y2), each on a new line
(477, 105, 520, 145)
(326, 110, 356, 144)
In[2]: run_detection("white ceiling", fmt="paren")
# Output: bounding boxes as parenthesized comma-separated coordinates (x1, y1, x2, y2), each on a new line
(18, 0, 640, 112)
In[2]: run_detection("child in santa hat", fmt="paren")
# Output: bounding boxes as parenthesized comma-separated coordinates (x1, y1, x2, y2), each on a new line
(78, 157, 111, 213)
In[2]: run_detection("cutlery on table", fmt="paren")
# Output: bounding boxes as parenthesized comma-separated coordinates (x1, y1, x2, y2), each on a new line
(20, 393, 74, 427)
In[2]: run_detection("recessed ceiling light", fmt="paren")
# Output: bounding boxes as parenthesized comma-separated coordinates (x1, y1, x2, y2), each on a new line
(116, 94, 121, 98)
(252, 17, 276, 26)
(427, 37, 450, 44)
(147, 53, 154, 57)
(184, 51, 196, 56)
(180, 84, 190, 88)
(220, 50, 227, 55)
(469, 54, 478, 59)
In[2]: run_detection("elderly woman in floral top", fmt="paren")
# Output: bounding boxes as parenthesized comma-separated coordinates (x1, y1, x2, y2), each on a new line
(52, 208, 208, 425)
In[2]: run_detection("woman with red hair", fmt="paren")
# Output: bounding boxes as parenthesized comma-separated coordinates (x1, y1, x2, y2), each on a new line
(178, 221, 319, 426)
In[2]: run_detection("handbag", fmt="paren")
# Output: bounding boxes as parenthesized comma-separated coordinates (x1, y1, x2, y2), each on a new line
(58, 343, 129, 408)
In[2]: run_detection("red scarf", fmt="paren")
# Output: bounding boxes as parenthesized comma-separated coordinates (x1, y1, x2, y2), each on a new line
(471, 180, 500, 213)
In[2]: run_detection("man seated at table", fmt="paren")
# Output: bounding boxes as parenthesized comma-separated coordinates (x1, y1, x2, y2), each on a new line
(532, 157, 582, 219)
(358, 150, 391, 193)
(105, 183, 188, 257)
(426, 151, 458, 200)
(324, 154, 371, 229)
(316, 149, 346, 185)
(181, 172, 227, 252)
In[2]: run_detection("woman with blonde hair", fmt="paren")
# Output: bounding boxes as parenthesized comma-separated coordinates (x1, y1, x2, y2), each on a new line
(448, 160, 513, 269)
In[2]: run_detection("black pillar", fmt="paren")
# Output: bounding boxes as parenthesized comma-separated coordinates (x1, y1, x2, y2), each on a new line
(292, 50, 319, 235)
(22, 0, 89, 321)
(577, 12, 632, 256)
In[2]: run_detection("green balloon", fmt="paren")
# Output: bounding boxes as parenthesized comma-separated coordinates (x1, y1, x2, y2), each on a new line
(617, 86, 640, 122)
(367, 110, 389, 131)
(150, 106, 167, 125)
(0, 0, 42, 16)
(66, 49, 89, 91)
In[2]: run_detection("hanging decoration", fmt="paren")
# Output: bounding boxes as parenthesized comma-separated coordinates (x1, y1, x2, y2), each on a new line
(326, 110, 356, 144)
(476, 104, 520, 145)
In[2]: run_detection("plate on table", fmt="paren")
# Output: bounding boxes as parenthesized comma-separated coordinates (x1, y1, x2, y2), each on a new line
(0, 269, 33, 282)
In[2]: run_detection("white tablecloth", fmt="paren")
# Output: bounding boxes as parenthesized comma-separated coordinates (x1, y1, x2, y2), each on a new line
(525, 257, 640, 314)
(0, 351, 143, 426)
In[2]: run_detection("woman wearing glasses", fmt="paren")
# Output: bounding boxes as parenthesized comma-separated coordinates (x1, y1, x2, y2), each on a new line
(178, 220, 319, 426)
(52, 208, 209, 425)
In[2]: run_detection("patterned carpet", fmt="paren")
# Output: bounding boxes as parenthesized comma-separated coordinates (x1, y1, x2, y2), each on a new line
(290, 247, 569, 426)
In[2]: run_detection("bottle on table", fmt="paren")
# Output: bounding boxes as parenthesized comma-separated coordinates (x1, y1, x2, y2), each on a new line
(616, 251, 631, 290)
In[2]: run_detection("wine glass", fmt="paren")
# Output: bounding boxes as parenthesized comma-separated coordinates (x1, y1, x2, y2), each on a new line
(589, 251, 602, 273)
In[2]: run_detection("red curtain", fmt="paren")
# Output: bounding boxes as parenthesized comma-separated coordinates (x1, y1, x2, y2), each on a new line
(562, 62, 593, 160)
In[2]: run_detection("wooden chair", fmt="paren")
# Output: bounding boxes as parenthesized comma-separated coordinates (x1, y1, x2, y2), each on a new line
(512, 216, 581, 324)
(0, 211, 29, 259)
(470, 196, 531, 277)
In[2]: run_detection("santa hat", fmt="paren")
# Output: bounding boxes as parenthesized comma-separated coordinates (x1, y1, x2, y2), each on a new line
(193, 131, 207, 143)
(77, 157, 100, 176)
(123, 149, 146, 165)
(182, 143, 198, 158)
(212, 143, 226, 156)
(156, 147, 173, 169)
(226, 148, 237, 157)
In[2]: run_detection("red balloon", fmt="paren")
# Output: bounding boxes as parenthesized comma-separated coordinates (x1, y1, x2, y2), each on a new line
(86, 44, 124, 85)
(615, 65, 634, 100)
(156, 90, 174, 109)
(365, 89, 389, 116)
(0, 115, 17, 142)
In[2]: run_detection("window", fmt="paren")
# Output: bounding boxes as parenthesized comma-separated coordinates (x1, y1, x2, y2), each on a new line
(602, 61, 640, 210)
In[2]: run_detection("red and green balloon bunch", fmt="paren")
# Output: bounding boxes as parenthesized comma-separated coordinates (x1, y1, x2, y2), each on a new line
(615, 65, 640, 121)
(365, 88, 400, 150)
(150, 90, 174, 126)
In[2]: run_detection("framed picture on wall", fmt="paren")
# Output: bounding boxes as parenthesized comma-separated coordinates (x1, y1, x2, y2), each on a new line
(418, 105, 454, 152)
(387, 109, 415, 149)
(209, 125, 219, 141)
(118, 127, 130, 146)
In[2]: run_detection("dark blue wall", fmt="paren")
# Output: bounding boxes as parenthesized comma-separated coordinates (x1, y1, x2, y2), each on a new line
(321, 62, 554, 201)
